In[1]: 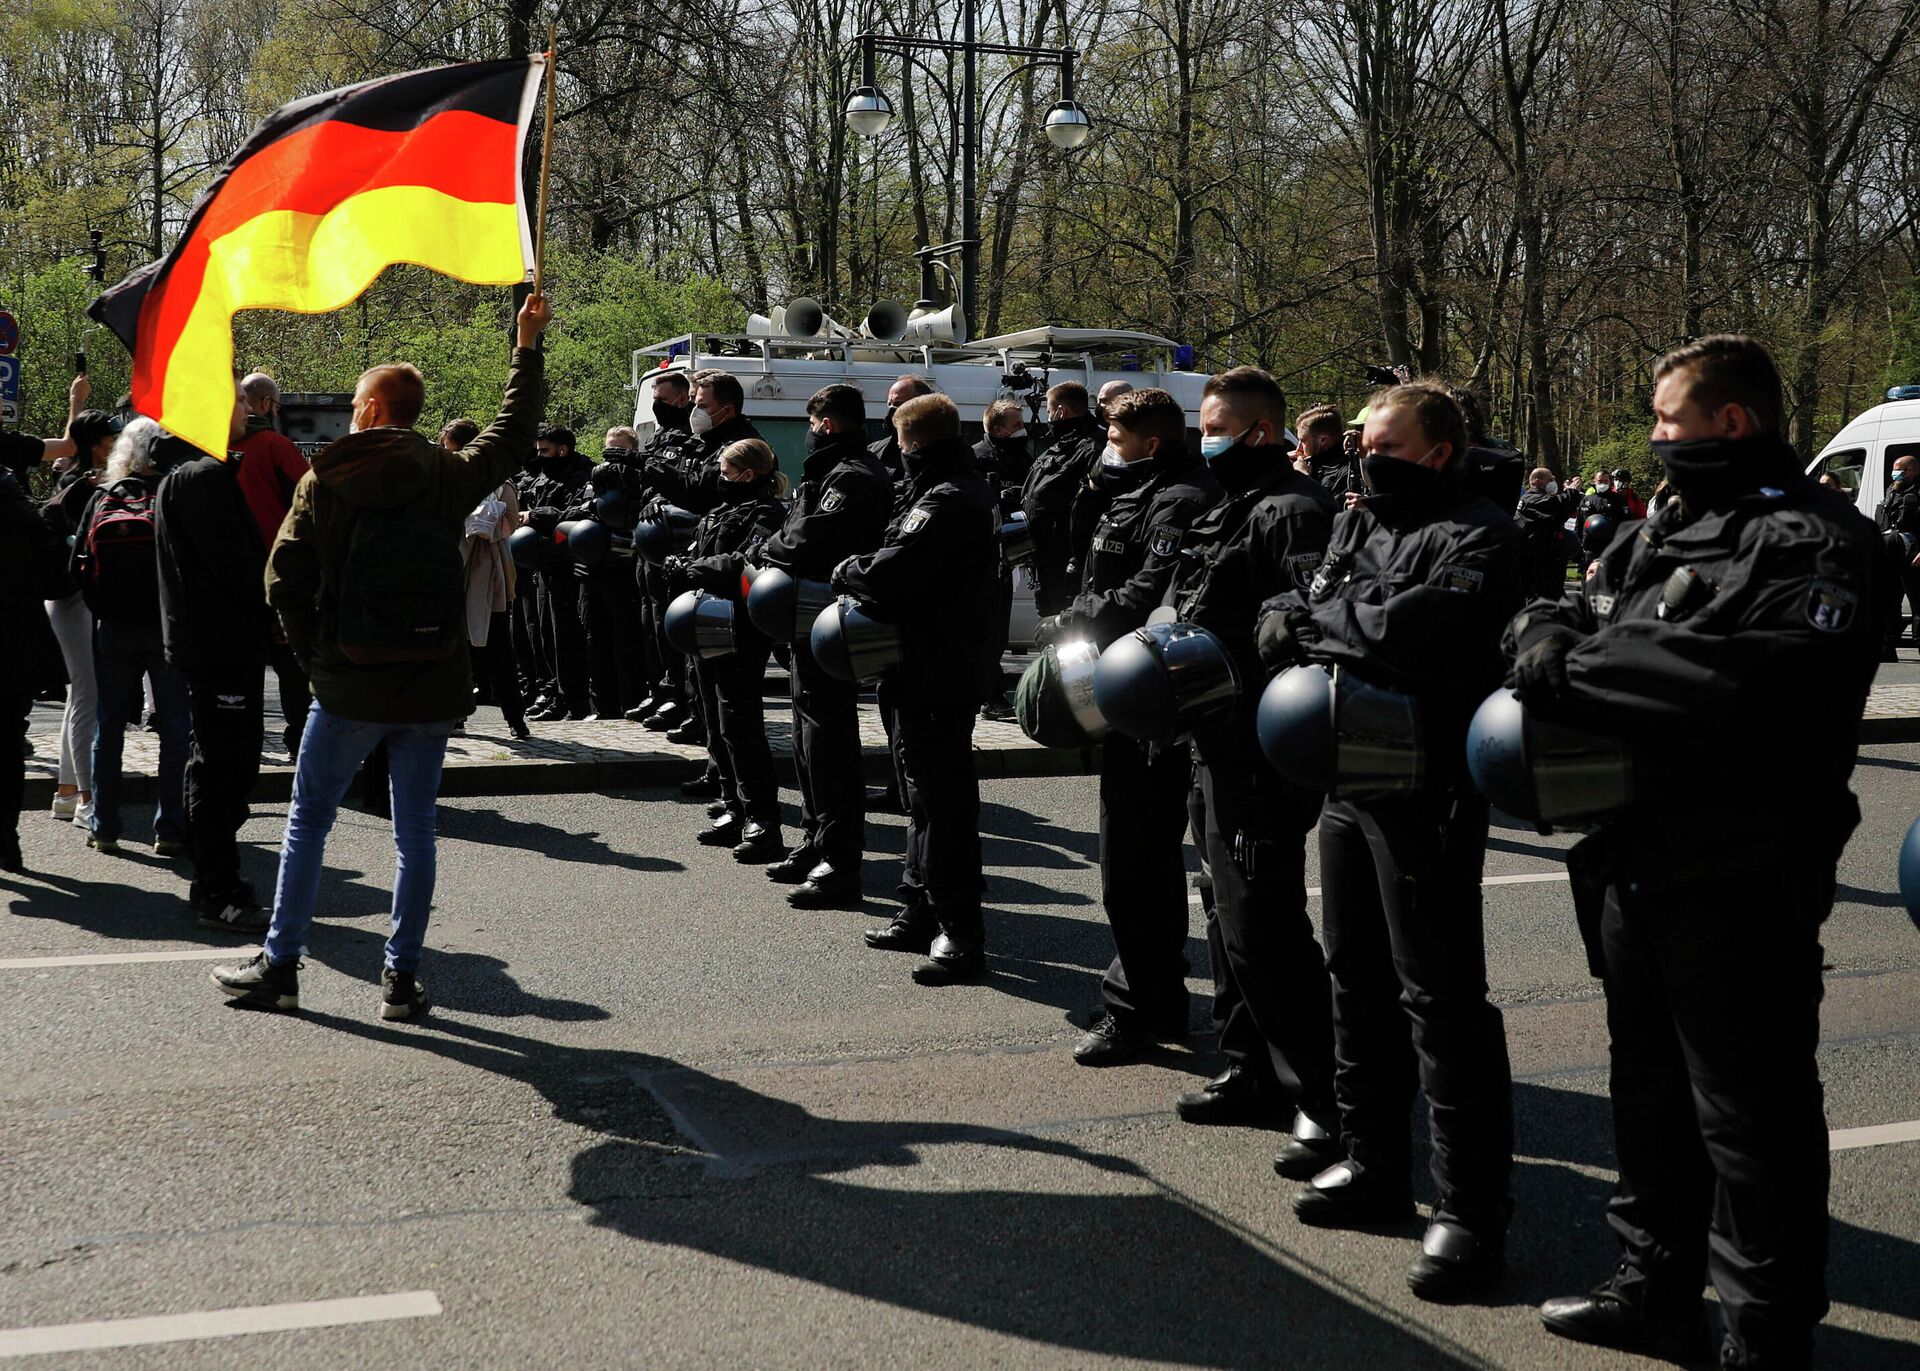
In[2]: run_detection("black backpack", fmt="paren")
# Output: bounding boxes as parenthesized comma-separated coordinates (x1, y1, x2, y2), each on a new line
(76, 477, 159, 624)
(334, 499, 466, 664)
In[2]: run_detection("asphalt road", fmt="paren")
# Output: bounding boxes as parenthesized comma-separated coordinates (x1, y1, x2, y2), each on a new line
(1, 748, 1916, 1368)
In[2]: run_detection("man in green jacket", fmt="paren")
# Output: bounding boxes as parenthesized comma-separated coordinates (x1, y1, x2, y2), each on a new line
(212, 293, 551, 1020)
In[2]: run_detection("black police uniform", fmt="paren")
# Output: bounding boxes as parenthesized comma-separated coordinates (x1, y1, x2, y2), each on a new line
(1020, 415, 1103, 615)
(756, 430, 892, 878)
(1167, 444, 1338, 1116)
(567, 451, 646, 717)
(1463, 438, 1527, 514)
(1053, 447, 1222, 1034)
(509, 456, 550, 705)
(1873, 473, 1920, 648)
(676, 476, 789, 842)
(1515, 485, 1581, 603)
(1577, 484, 1629, 564)
(972, 430, 1034, 705)
(1510, 439, 1882, 1367)
(524, 450, 596, 716)
(1269, 468, 1524, 1250)
(628, 410, 700, 713)
(835, 437, 996, 947)
(1309, 449, 1361, 500)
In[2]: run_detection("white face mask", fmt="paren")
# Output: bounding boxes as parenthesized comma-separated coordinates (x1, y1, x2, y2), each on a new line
(1100, 444, 1126, 468)
(1595, 481, 1610, 492)
(1007, 429, 1026, 441)
(1544, 480, 1559, 495)
(689, 406, 714, 436)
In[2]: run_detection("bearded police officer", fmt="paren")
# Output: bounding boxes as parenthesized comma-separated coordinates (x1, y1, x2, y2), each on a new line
(1034, 388, 1222, 1063)
(758, 385, 892, 907)
(1021, 382, 1105, 615)
(1511, 337, 1881, 1369)
(1162, 367, 1341, 1151)
(1260, 381, 1523, 1301)
(837, 393, 997, 983)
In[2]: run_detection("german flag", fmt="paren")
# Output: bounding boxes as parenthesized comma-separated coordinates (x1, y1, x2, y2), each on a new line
(90, 58, 545, 458)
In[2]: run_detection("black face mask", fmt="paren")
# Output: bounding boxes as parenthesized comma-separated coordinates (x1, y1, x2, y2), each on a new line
(1360, 454, 1446, 502)
(804, 425, 837, 456)
(1096, 452, 1154, 494)
(902, 445, 932, 480)
(883, 405, 899, 434)
(654, 399, 693, 429)
(1207, 439, 1271, 492)
(1650, 434, 1795, 512)
(715, 475, 760, 503)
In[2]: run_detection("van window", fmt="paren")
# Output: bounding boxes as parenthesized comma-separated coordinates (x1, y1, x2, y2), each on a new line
(1815, 447, 1866, 492)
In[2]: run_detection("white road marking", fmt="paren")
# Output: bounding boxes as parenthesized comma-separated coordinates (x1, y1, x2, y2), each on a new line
(1830, 1119, 1920, 1151)
(0, 948, 248, 971)
(1188, 870, 1567, 904)
(0, 1290, 441, 1358)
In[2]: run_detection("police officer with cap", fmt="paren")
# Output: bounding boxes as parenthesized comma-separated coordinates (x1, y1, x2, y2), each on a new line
(1020, 382, 1105, 615)
(1258, 380, 1523, 1301)
(1034, 388, 1222, 1064)
(757, 384, 892, 906)
(1511, 337, 1881, 1369)
(835, 393, 996, 983)
(1158, 367, 1341, 1151)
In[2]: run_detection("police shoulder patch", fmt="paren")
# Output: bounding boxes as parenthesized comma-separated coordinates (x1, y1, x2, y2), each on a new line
(1150, 529, 1180, 558)
(1806, 578, 1858, 634)
(820, 490, 845, 513)
(1440, 566, 1486, 594)
(1589, 593, 1617, 619)
(1289, 552, 1321, 589)
(901, 505, 931, 535)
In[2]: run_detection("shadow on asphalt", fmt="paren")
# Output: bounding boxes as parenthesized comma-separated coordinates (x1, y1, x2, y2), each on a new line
(435, 805, 685, 875)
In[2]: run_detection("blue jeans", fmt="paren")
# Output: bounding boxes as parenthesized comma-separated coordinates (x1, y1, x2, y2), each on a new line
(90, 620, 190, 843)
(264, 703, 457, 974)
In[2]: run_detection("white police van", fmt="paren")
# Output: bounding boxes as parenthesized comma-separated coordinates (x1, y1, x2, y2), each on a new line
(1805, 386, 1920, 516)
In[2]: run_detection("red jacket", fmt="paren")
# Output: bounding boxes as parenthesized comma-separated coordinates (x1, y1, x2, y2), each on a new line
(234, 427, 309, 546)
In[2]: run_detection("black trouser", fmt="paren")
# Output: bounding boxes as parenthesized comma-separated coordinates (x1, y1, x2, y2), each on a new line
(536, 570, 590, 713)
(1318, 789, 1513, 1232)
(635, 560, 685, 704)
(1591, 860, 1831, 1365)
(690, 655, 731, 800)
(269, 640, 310, 747)
(2, 686, 29, 864)
(511, 587, 548, 702)
(791, 638, 864, 868)
(581, 563, 644, 716)
(977, 567, 1013, 702)
(875, 677, 908, 802)
(1096, 734, 1194, 1030)
(477, 612, 524, 731)
(1032, 550, 1074, 617)
(710, 635, 778, 828)
(890, 693, 982, 937)
(1193, 736, 1336, 1116)
(183, 661, 264, 898)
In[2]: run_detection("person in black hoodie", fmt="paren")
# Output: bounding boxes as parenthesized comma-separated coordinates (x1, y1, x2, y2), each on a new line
(758, 384, 892, 906)
(1033, 389, 1222, 1065)
(154, 376, 273, 932)
(665, 438, 789, 861)
(1020, 382, 1104, 615)
(1258, 381, 1523, 1301)
(1, 467, 69, 873)
(522, 426, 595, 721)
(1162, 368, 1341, 1161)
(837, 393, 996, 983)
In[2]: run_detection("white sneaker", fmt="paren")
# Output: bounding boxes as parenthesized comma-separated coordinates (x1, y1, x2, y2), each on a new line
(72, 802, 94, 829)
(50, 793, 78, 820)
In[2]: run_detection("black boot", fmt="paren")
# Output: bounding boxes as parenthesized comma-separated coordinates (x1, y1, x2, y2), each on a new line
(1539, 1264, 1713, 1360)
(1175, 1066, 1283, 1124)
(1272, 1109, 1344, 1179)
(1291, 1157, 1415, 1228)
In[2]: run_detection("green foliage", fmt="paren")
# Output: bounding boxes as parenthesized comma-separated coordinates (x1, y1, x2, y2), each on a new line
(1577, 427, 1662, 492)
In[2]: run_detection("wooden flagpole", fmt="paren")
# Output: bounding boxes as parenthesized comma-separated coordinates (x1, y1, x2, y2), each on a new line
(532, 22, 558, 295)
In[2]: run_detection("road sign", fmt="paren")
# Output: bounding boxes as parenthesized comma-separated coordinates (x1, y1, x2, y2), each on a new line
(0, 354, 18, 424)
(0, 310, 17, 357)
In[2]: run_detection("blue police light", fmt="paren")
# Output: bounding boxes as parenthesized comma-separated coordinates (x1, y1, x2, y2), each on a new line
(1887, 384, 1920, 401)
(1174, 344, 1196, 370)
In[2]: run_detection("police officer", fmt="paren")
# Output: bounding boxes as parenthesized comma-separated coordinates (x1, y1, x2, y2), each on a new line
(565, 428, 646, 720)
(1160, 367, 1340, 1156)
(1454, 388, 1527, 513)
(1259, 381, 1523, 1301)
(757, 384, 892, 907)
(837, 393, 997, 983)
(1512, 337, 1881, 1369)
(1578, 469, 1630, 568)
(1295, 404, 1358, 498)
(1515, 466, 1581, 603)
(625, 376, 701, 724)
(973, 399, 1032, 719)
(1020, 382, 1104, 615)
(871, 374, 934, 488)
(523, 426, 595, 721)
(1874, 453, 1920, 654)
(1034, 388, 1221, 1063)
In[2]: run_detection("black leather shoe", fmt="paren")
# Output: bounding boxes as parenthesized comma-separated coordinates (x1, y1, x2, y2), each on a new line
(1291, 1158, 1415, 1228)
(912, 933, 985, 984)
(696, 817, 743, 847)
(1175, 1067, 1282, 1125)
(680, 775, 722, 800)
(1539, 1269, 1712, 1360)
(622, 701, 654, 722)
(642, 701, 685, 731)
(731, 823, 786, 864)
(705, 799, 730, 819)
(1273, 1109, 1344, 1179)
(527, 703, 566, 722)
(863, 907, 936, 952)
(1407, 1220, 1505, 1302)
(1072, 1012, 1158, 1066)
(791, 864, 864, 908)
(765, 851, 817, 884)
(665, 721, 704, 745)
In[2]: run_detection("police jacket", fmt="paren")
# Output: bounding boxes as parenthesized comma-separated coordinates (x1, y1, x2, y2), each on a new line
(524, 452, 593, 535)
(836, 437, 996, 706)
(1578, 486, 1629, 527)
(1511, 448, 1881, 866)
(1274, 475, 1525, 753)
(1875, 479, 1920, 539)
(1310, 451, 1360, 500)
(1020, 416, 1102, 563)
(646, 413, 760, 515)
(1065, 450, 1222, 648)
(684, 477, 787, 600)
(869, 432, 905, 486)
(757, 431, 891, 579)
(155, 451, 273, 674)
(1463, 440, 1527, 514)
(1170, 453, 1338, 698)
(1515, 487, 1580, 563)
(973, 434, 1033, 520)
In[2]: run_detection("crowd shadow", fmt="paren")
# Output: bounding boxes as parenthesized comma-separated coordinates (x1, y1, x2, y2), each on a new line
(434, 806, 684, 875)
(292, 1007, 1470, 1366)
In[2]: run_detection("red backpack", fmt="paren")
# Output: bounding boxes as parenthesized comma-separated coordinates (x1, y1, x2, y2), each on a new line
(76, 477, 160, 624)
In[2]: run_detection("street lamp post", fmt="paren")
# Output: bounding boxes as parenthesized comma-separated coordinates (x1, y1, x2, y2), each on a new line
(845, 2, 1091, 340)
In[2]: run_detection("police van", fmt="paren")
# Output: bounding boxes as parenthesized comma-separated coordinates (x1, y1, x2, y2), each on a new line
(629, 305, 1220, 646)
(1806, 386, 1920, 516)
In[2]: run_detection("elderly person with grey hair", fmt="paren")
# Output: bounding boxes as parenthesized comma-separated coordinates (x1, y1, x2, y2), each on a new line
(70, 418, 192, 856)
